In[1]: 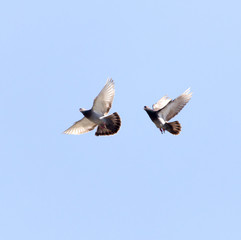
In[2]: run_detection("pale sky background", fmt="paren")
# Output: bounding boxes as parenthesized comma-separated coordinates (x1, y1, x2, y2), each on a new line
(1, 1, 241, 239)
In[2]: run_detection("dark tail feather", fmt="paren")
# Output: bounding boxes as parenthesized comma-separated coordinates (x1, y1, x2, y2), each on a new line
(95, 112, 121, 136)
(165, 121, 181, 135)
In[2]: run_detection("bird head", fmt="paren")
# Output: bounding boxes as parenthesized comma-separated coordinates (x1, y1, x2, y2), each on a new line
(144, 106, 149, 111)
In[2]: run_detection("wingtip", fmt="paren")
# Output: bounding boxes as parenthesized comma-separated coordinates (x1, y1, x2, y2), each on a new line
(185, 87, 190, 93)
(107, 77, 114, 83)
(184, 87, 193, 96)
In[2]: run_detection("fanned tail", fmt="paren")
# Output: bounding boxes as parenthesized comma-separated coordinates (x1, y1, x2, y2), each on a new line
(165, 121, 181, 135)
(95, 112, 121, 136)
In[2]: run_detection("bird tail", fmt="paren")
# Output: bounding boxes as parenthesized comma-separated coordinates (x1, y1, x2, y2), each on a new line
(95, 112, 121, 136)
(165, 121, 181, 135)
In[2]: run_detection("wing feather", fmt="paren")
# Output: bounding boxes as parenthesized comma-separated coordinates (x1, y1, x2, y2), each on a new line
(159, 88, 192, 121)
(92, 78, 115, 115)
(152, 95, 172, 111)
(63, 117, 97, 135)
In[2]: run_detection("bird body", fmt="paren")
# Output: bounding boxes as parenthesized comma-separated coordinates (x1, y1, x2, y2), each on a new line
(64, 78, 121, 136)
(81, 109, 104, 125)
(144, 107, 165, 127)
(144, 88, 192, 135)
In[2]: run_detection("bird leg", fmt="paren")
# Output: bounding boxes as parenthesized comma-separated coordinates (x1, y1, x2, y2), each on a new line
(160, 128, 165, 134)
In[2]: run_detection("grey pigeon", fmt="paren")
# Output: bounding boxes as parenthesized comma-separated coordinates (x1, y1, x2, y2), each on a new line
(64, 78, 121, 136)
(144, 88, 192, 135)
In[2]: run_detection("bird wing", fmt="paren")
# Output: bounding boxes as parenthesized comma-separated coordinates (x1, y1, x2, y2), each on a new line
(92, 78, 115, 115)
(63, 117, 97, 135)
(159, 88, 192, 121)
(152, 95, 172, 111)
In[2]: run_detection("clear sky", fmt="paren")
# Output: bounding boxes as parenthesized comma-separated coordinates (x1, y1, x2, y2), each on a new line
(1, 0, 241, 239)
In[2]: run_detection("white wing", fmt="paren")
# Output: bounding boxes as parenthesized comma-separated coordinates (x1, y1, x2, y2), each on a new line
(159, 88, 192, 121)
(63, 117, 97, 135)
(152, 95, 172, 111)
(92, 78, 115, 115)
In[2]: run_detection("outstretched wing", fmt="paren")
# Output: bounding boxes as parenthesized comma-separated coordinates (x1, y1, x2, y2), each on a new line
(63, 117, 97, 135)
(159, 88, 192, 121)
(152, 95, 172, 111)
(92, 78, 115, 115)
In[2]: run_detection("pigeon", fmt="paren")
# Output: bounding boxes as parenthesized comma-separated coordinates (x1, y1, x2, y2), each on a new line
(144, 88, 192, 135)
(64, 78, 121, 136)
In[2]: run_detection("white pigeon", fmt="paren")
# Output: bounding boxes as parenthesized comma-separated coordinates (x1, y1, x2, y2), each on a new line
(64, 78, 121, 136)
(144, 88, 192, 135)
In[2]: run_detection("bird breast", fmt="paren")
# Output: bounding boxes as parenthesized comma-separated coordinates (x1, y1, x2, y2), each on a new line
(87, 111, 104, 125)
(154, 117, 165, 128)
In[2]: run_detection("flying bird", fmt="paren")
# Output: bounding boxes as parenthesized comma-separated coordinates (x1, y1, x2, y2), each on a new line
(64, 78, 121, 136)
(144, 88, 192, 135)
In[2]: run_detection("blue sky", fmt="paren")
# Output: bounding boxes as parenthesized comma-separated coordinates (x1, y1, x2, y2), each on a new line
(1, 0, 241, 239)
